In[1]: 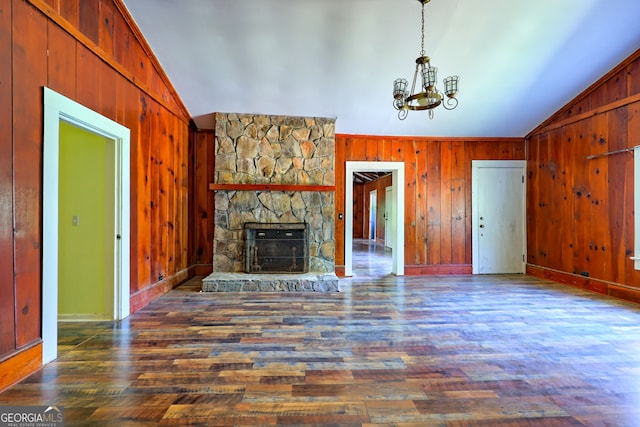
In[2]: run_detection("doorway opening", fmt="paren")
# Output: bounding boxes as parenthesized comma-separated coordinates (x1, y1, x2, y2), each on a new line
(58, 122, 116, 321)
(42, 87, 130, 364)
(345, 161, 404, 277)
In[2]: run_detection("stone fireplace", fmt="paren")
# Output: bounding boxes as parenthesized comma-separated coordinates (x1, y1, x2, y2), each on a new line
(202, 113, 339, 292)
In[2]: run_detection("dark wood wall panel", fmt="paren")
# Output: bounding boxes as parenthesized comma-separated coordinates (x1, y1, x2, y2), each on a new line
(78, 0, 99, 45)
(353, 183, 365, 239)
(12, 0, 48, 348)
(336, 135, 525, 273)
(99, 60, 118, 120)
(47, 21, 76, 96)
(75, 42, 101, 112)
(426, 141, 441, 265)
(59, 1, 79, 28)
(1, 0, 194, 388)
(527, 48, 640, 299)
(415, 144, 428, 262)
(148, 96, 161, 286)
(125, 81, 142, 291)
(439, 142, 453, 265)
(99, 0, 115, 57)
(178, 122, 190, 272)
(404, 140, 418, 262)
(608, 108, 629, 285)
(192, 130, 215, 269)
(0, 0, 16, 357)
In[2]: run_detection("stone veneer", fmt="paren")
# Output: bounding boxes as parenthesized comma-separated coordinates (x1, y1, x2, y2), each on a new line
(202, 272, 339, 292)
(203, 112, 338, 292)
(213, 114, 336, 187)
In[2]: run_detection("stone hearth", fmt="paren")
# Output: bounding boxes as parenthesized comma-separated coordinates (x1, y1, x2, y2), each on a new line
(203, 112, 338, 292)
(202, 272, 339, 292)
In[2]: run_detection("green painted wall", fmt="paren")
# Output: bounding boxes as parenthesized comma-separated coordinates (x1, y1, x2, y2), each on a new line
(58, 122, 114, 319)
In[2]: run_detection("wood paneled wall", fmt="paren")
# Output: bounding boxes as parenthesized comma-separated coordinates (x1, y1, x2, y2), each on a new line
(526, 48, 640, 303)
(192, 129, 215, 274)
(335, 135, 525, 274)
(0, 0, 194, 390)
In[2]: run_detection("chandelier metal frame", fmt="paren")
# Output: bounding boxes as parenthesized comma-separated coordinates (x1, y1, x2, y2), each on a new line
(393, 0, 459, 120)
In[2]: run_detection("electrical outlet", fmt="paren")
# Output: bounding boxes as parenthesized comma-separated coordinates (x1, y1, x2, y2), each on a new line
(72, 215, 80, 227)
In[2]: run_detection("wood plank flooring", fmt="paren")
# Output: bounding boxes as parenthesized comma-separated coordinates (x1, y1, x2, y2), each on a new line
(2, 241, 640, 425)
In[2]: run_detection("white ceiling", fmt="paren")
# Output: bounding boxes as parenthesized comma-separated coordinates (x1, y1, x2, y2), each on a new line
(122, 0, 640, 137)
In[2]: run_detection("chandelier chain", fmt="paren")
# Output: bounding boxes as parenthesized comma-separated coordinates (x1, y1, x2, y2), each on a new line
(420, 2, 425, 56)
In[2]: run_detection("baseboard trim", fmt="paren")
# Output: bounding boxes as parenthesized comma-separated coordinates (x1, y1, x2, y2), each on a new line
(129, 267, 193, 313)
(58, 314, 112, 322)
(194, 264, 213, 276)
(526, 264, 640, 305)
(0, 342, 42, 393)
(405, 264, 472, 275)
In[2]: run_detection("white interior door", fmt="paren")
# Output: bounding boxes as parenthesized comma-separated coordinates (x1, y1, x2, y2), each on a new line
(369, 190, 377, 241)
(472, 160, 526, 274)
(385, 186, 393, 249)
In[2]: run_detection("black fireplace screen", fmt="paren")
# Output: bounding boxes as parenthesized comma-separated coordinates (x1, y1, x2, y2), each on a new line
(244, 223, 309, 273)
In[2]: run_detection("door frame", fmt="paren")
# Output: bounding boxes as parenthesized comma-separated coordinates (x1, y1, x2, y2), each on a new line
(42, 87, 131, 364)
(345, 161, 404, 276)
(471, 160, 526, 274)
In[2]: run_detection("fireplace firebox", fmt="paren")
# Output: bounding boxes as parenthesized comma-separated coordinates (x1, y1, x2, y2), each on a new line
(244, 223, 309, 274)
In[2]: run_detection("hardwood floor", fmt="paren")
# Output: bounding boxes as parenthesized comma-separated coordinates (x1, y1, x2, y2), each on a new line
(2, 244, 640, 426)
(351, 239, 393, 278)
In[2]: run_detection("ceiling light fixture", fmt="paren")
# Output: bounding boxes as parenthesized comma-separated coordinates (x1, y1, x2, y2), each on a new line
(393, 0, 459, 120)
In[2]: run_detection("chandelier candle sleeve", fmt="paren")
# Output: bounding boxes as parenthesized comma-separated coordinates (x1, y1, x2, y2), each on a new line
(392, 0, 459, 120)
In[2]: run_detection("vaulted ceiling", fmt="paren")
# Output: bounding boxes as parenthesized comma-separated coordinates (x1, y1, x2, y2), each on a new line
(122, 0, 640, 138)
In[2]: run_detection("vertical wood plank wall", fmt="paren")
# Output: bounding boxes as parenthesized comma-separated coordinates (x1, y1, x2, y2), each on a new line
(0, 0, 194, 390)
(0, 0, 15, 360)
(335, 135, 525, 275)
(526, 48, 640, 303)
(192, 129, 215, 274)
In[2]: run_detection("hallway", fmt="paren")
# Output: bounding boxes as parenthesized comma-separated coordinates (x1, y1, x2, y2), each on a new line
(351, 238, 393, 278)
(1, 245, 640, 425)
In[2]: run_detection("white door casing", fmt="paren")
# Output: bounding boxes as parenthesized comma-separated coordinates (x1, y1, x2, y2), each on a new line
(42, 87, 130, 364)
(345, 162, 404, 276)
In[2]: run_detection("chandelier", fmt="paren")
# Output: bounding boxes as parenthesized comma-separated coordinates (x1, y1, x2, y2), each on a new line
(393, 0, 459, 120)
